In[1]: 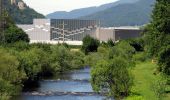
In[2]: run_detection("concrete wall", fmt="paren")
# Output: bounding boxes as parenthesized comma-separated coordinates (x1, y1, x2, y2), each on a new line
(17, 19, 51, 41)
(97, 28, 115, 42)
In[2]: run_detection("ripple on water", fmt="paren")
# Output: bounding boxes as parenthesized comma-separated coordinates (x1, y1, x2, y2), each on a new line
(15, 67, 113, 100)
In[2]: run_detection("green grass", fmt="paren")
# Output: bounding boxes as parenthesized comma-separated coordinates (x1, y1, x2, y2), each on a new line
(126, 61, 170, 100)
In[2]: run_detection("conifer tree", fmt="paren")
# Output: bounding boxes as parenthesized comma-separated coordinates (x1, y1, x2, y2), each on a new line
(145, 0, 170, 56)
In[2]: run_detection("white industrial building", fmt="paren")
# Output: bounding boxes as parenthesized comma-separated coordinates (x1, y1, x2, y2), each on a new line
(17, 19, 142, 45)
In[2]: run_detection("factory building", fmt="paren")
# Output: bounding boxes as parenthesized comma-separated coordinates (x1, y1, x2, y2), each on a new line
(97, 27, 142, 42)
(17, 19, 142, 45)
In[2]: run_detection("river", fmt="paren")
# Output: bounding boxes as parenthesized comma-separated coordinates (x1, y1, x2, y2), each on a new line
(14, 67, 113, 100)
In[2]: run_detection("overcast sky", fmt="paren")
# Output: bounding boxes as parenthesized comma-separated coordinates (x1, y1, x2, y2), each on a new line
(23, 0, 118, 15)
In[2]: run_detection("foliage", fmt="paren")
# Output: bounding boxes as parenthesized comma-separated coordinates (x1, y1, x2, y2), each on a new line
(144, 0, 170, 57)
(125, 61, 170, 100)
(4, 25, 29, 43)
(107, 39, 115, 47)
(90, 41, 135, 98)
(0, 10, 29, 44)
(5, 0, 44, 24)
(91, 58, 133, 97)
(133, 52, 148, 62)
(128, 38, 144, 52)
(158, 46, 170, 75)
(151, 77, 166, 99)
(18, 48, 44, 81)
(50, 45, 72, 73)
(81, 35, 100, 54)
(70, 51, 85, 69)
(0, 48, 26, 98)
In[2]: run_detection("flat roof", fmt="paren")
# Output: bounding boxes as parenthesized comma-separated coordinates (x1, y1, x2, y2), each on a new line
(101, 26, 141, 30)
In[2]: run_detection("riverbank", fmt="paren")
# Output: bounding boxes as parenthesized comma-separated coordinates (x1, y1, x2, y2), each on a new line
(126, 61, 170, 100)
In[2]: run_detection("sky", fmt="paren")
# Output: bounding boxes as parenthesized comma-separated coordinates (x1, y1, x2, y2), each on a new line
(23, 0, 118, 15)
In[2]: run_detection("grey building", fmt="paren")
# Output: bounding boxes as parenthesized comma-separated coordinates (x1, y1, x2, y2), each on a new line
(97, 27, 142, 42)
(17, 19, 51, 41)
(17, 19, 142, 44)
(50, 19, 99, 41)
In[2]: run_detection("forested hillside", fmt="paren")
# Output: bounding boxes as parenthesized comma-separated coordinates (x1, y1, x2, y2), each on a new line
(80, 0, 155, 26)
(4, 0, 45, 24)
(46, 0, 139, 19)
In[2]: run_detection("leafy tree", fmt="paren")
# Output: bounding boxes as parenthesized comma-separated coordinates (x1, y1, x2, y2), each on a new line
(50, 45, 72, 73)
(82, 35, 100, 54)
(70, 51, 85, 69)
(18, 48, 44, 81)
(0, 10, 29, 44)
(128, 38, 144, 52)
(91, 58, 133, 98)
(0, 48, 26, 98)
(5, 25, 29, 43)
(158, 46, 170, 75)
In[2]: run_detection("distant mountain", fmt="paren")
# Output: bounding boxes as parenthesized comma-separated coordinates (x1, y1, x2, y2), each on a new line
(80, 0, 155, 27)
(5, 0, 45, 24)
(46, 0, 139, 19)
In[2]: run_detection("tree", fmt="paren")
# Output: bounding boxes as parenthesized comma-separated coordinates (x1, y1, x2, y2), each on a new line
(91, 58, 133, 98)
(0, 48, 26, 98)
(158, 46, 170, 75)
(50, 45, 72, 73)
(144, 0, 170, 57)
(81, 35, 100, 54)
(0, 10, 29, 44)
(4, 25, 29, 43)
(18, 48, 44, 81)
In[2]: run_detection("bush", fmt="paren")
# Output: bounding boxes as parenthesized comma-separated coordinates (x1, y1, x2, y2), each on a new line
(81, 35, 100, 54)
(0, 48, 26, 98)
(158, 46, 170, 75)
(91, 58, 133, 98)
(128, 38, 144, 52)
(70, 51, 85, 69)
(50, 45, 72, 73)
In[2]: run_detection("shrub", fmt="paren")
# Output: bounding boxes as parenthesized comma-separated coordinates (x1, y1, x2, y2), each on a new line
(91, 58, 133, 98)
(158, 46, 170, 75)
(81, 35, 100, 54)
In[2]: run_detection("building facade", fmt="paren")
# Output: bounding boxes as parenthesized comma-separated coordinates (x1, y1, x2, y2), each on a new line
(50, 19, 99, 41)
(97, 27, 142, 42)
(17, 19, 51, 41)
(17, 19, 142, 44)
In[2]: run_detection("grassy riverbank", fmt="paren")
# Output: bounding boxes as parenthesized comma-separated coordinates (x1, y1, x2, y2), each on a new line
(126, 61, 170, 100)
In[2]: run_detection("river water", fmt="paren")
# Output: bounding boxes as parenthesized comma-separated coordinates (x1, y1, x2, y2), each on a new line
(14, 67, 112, 100)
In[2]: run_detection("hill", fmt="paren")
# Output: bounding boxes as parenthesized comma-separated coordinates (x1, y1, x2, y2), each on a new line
(46, 0, 139, 19)
(4, 0, 45, 24)
(80, 0, 155, 27)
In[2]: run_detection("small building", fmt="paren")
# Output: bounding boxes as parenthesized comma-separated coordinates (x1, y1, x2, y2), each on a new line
(97, 27, 142, 42)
